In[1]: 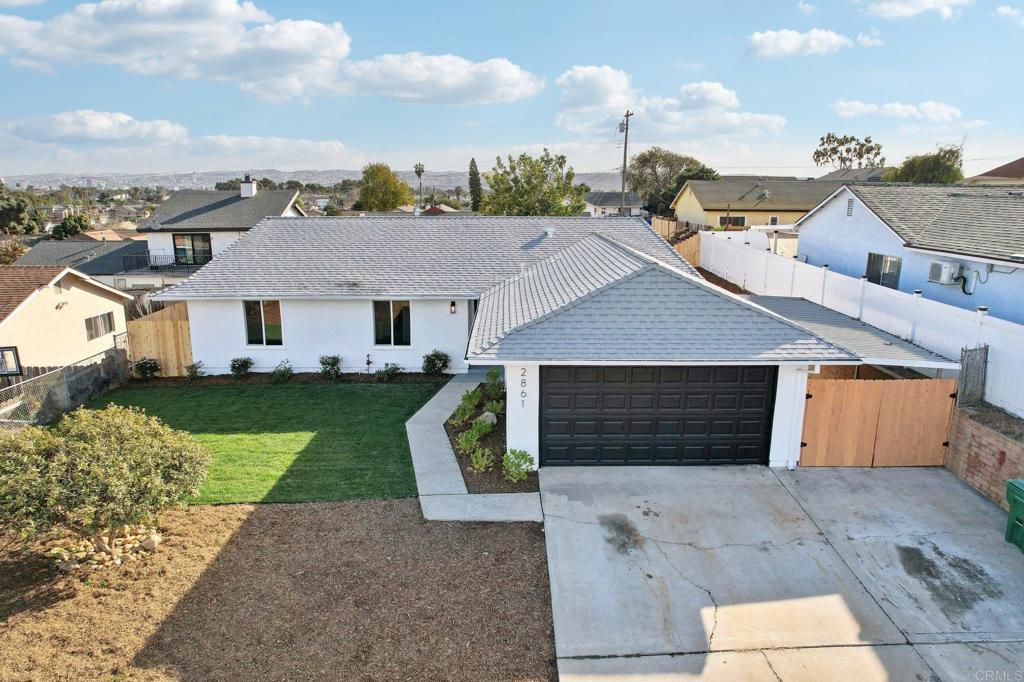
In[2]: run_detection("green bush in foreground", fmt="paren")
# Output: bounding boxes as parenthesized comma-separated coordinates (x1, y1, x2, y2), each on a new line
(0, 406, 210, 555)
(468, 447, 495, 473)
(230, 356, 254, 378)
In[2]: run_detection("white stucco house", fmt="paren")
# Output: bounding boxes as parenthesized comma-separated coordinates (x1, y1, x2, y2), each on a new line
(796, 184, 1024, 324)
(155, 215, 901, 469)
(129, 175, 303, 290)
(583, 191, 643, 217)
(0, 265, 132, 375)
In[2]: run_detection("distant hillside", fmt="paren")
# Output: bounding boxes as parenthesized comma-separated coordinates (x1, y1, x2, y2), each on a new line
(2, 169, 626, 192)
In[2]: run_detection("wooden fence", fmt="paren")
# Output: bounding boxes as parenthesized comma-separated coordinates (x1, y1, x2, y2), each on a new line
(674, 233, 700, 267)
(126, 302, 192, 377)
(801, 376, 956, 467)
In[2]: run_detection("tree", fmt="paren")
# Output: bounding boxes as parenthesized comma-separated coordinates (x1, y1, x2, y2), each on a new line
(627, 147, 704, 210)
(884, 144, 964, 184)
(0, 237, 27, 265)
(414, 163, 425, 208)
(468, 158, 483, 212)
(0, 195, 42, 235)
(0, 406, 210, 557)
(812, 133, 886, 169)
(481, 149, 587, 216)
(356, 163, 414, 211)
(452, 185, 465, 203)
(653, 163, 721, 216)
(52, 213, 90, 239)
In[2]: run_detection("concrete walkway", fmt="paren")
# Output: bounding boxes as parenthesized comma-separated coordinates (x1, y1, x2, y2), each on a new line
(406, 371, 542, 522)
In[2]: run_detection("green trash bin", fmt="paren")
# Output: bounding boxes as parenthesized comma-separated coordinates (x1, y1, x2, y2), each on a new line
(1007, 480, 1024, 553)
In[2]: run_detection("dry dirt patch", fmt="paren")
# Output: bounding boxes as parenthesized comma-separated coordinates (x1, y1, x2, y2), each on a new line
(0, 500, 554, 681)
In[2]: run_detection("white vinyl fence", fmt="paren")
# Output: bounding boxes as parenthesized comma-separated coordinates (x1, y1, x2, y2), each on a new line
(700, 232, 1024, 419)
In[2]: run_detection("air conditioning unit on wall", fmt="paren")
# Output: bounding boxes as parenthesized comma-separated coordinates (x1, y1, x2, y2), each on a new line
(928, 261, 962, 285)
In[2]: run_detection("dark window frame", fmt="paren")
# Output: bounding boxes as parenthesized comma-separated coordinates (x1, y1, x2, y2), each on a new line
(0, 346, 21, 376)
(172, 232, 213, 266)
(243, 300, 283, 346)
(372, 300, 412, 347)
(718, 215, 746, 227)
(866, 252, 902, 289)
(85, 311, 115, 341)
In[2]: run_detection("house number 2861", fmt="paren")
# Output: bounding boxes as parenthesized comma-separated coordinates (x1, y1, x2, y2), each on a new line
(520, 367, 528, 408)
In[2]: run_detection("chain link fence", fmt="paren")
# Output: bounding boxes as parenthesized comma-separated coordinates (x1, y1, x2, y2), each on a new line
(0, 333, 129, 428)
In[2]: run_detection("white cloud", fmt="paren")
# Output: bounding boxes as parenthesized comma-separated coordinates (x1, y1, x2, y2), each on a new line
(0, 0, 542, 104)
(553, 67, 785, 139)
(864, 0, 973, 19)
(747, 28, 853, 57)
(831, 98, 963, 123)
(995, 5, 1024, 25)
(857, 28, 885, 46)
(4, 110, 188, 144)
(798, 0, 816, 13)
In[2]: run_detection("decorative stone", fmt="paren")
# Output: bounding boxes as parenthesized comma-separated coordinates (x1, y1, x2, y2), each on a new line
(478, 412, 498, 426)
(141, 533, 162, 551)
(58, 561, 78, 573)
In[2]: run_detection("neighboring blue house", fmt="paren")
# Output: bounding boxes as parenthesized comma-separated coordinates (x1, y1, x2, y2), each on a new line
(795, 184, 1024, 325)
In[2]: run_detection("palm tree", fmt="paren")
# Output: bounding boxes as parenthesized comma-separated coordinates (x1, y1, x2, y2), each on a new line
(414, 163, 424, 209)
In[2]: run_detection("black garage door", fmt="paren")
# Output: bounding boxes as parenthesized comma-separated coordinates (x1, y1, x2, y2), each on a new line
(540, 366, 777, 466)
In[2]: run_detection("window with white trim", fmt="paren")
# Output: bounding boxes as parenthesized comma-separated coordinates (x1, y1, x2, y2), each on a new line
(0, 347, 20, 376)
(768, 216, 779, 226)
(244, 300, 283, 345)
(866, 253, 902, 289)
(85, 311, 115, 341)
(373, 300, 411, 346)
(718, 215, 746, 227)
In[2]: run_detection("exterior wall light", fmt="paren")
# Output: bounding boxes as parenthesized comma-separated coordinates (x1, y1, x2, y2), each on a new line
(450, 301, 457, 314)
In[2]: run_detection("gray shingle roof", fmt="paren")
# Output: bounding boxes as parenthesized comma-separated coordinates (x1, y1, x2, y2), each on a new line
(154, 216, 694, 300)
(846, 184, 1024, 262)
(677, 179, 842, 211)
(584, 191, 641, 208)
(138, 190, 299, 232)
(467, 235, 855, 363)
(747, 296, 959, 369)
(970, 156, 1024, 181)
(16, 239, 148, 275)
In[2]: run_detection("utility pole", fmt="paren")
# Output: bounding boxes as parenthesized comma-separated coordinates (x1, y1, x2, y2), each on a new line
(618, 110, 634, 216)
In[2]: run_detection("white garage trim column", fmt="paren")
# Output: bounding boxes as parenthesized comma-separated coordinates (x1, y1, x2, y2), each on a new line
(768, 365, 812, 469)
(505, 363, 540, 469)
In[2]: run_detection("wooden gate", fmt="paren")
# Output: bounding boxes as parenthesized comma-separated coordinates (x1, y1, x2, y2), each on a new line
(126, 303, 192, 377)
(800, 376, 956, 467)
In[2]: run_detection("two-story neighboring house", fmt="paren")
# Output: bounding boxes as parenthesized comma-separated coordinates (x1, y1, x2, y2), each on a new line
(16, 239, 149, 288)
(0, 266, 132, 377)
(671, 178, 840, 228)
(126, 175, 303, 289)
(796, 183, 1024, 324)
(583, 191, 643, 217)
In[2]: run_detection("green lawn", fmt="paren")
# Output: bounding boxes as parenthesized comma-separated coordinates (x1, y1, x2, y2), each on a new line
(90, 382, 444, 505)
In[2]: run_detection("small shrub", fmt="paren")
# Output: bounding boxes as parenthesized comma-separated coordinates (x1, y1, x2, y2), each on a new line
(483, 399, 505, 414)
(0, 406, 210, 556)
(456, 417, 494, 454)
(374, 362, 402, 383)
(421, 349, 451, 376)
(448, 387, 481, 426)
(185, 361, 205, 381)
(319, 355, 342, 380)
(270, 360, 294, 384)
(133, 358, 160, 379)
(502, 449, 534, 483)
(468, 447, 495, 473)
(485, 367, 504, 399)
(230, 356, 254, 378)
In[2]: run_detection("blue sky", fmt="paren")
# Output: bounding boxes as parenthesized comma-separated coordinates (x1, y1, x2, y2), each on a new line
(0, 0, 1019, 177)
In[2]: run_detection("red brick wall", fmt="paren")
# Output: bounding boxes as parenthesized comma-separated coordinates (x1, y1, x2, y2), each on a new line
(946, 409, 1024, 510)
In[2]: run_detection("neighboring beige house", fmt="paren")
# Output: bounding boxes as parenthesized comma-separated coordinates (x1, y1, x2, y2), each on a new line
(965, 156, 1024, 185)
(671, 179, 841, 228)
(0, 266, 132, 374)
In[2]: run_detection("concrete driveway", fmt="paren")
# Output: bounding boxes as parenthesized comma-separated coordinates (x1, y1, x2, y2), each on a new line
(540, 466, 1024, 681)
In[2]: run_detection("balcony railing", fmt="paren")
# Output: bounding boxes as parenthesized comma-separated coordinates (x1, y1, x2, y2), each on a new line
(121, 253, 211, 274)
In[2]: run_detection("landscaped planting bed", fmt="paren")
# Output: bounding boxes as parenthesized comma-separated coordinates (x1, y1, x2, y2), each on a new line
(444, 373, 539, 494)
(90, 381, 447, 504)
(0, 499, 556, 681)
